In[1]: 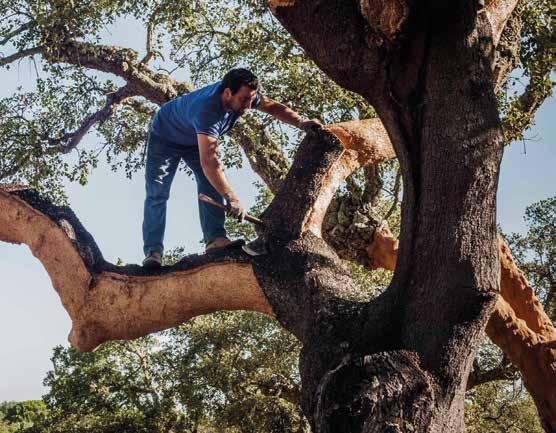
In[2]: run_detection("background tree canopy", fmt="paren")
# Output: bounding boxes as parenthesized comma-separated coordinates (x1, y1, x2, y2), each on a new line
(1, 0, 550, 199)
(0, 0, 554, 431)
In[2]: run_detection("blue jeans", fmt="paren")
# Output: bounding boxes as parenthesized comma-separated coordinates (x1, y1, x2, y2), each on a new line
(142, 133, 226, 255)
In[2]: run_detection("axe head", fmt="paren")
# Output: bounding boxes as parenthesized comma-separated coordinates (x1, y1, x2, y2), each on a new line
(242, 236, 268, 256)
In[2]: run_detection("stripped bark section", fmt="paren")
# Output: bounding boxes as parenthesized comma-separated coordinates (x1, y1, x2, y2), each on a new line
(72, 262, 271, 352)
(0, 186, 273, 352)
(487, 240, 556, 431)
(303, 119, 396, 237)
(484, 0, 522, 46)
(269, 0, 297, 14)
(358, 0, 409, 41)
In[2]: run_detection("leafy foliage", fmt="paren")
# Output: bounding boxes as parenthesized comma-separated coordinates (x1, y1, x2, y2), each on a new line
(0, 0, 372, 200)
(465, 381, 543, 433)
(499, 0, 554, 143)
(16, 314, 305, 433)
(0, 401, 46, 433)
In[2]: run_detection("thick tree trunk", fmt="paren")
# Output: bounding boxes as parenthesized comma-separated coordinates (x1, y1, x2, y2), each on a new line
(319, 113, 556, 430)
(11, 8, 546, 428)
(6, 111, 552, 430)
(271, 2, 506, 431)
(1, 99, 500, 433)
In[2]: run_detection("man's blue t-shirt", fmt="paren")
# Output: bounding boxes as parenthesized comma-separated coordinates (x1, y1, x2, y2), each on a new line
(150, 81, 262, 146)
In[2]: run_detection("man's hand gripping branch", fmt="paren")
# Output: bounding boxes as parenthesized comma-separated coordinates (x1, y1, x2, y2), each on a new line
(256, 95, 324, 132)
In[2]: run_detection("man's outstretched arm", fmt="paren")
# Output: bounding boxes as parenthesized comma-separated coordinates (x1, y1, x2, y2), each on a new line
(256, 95, 323, 131)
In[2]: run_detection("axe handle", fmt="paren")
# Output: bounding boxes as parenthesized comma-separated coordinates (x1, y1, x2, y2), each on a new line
(198, 194, 265, 227)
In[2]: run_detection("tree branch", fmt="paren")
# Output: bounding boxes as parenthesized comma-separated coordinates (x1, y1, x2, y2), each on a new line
(38, 38, 292, 186)
(303, 119, 396, 238)
(0, 45, 42, 67)
(42, 40, 189, 104)
(501, 68, 554, 143)
(0, 21, 32, 46)
(2, 113, 554, 426)
(467, 357, 518, 389)
(275, 116, 555, 427)
(230, 118, 291, 194)
(48, 85, 136, 154)
(140, 7, 161, 66)
(366, 224, 556, 428)
(0, 185, 274, 352)
(492, 6, 522, 92)
(358, 0, 409, 42)
(484, 0, 522, 46)
(262, 119, 395, 241)
(362, 164, 383, 205)
(269, 0, 383, 99)
(121, 97, 157, 117)
(487, 295, 556, 430)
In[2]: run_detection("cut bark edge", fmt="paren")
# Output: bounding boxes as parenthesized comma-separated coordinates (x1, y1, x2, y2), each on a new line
(0, 184, 274, 352)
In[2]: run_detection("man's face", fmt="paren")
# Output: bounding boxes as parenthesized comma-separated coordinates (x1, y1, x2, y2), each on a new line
(223, 85, 257, 115)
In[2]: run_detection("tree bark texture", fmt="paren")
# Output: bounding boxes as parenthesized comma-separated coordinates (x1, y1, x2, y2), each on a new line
(317, 105, 555, 431)
(4, 101, 553, 429)
(0, 184, 273, 351)
(2, 115, 500, 433)
(270, 1, 513, 431)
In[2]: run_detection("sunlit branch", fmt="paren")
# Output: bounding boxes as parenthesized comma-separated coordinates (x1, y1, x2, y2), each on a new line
(484, 0, 522, 46)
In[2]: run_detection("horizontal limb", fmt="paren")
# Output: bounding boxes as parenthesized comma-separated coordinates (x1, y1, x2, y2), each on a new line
(0, 185, 273, 352)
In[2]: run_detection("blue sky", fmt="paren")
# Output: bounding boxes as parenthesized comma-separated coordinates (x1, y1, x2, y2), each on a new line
(0, 18, 554, 401)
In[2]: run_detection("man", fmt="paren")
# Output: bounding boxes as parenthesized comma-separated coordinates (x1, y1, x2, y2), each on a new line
(142, 68, 323, 268)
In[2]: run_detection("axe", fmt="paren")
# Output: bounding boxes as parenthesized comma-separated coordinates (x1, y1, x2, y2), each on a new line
(198, 193, 268, 256)
(198, 193, 264, 226)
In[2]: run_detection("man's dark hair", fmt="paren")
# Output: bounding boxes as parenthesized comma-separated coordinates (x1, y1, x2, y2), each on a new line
(219, 68, 259, 94)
